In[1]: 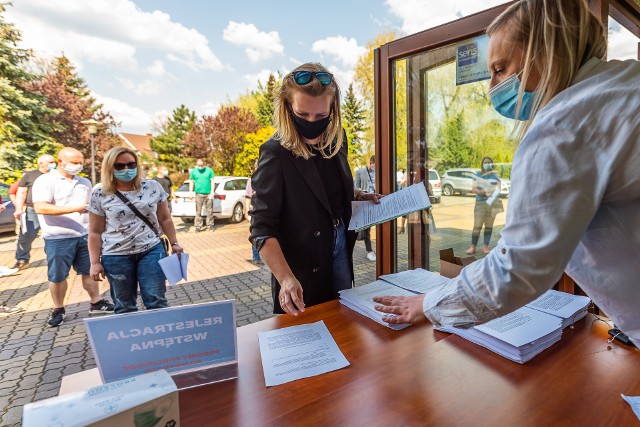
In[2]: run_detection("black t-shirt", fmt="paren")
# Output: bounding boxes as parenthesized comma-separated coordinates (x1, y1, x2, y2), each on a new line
(18, 170, 43, 207)
(153, 176, 173, 200)
(310, 148, 345, 221)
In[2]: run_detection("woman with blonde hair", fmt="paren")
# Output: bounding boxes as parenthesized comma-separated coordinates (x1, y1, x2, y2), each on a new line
(88, 147, 183, 313)
(249, 63, 381, 316)
(374, 0, 640, 347)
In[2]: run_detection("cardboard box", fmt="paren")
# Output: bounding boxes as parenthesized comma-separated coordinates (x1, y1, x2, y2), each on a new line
(439, 248, 476, 278)
(23, 370, 179, 427)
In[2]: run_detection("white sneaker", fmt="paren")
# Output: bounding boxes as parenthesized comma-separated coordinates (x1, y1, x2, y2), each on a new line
(367, 251, 376, 262)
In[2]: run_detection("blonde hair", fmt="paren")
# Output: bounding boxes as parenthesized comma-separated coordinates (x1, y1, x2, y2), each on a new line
(487, 0, 606, 140)
(100, 147, 142, 195)
(274, 62, 343, 159)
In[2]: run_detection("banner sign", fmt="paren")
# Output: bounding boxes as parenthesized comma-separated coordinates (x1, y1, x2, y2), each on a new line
(85, 300, 237, 383)
(456, 35, 491, 86)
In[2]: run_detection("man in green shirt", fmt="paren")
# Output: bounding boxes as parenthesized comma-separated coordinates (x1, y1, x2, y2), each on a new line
(189, 158, 215, 231)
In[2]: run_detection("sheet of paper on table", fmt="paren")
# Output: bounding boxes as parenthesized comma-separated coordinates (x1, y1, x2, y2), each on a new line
(258, 320, 350, 387)
(622, 394, 640, 421)
(348, 182, 431, 232)
(378, 268, 450, 294)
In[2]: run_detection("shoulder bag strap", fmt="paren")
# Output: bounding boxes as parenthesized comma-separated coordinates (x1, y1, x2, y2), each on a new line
(115, 190, 160, 236)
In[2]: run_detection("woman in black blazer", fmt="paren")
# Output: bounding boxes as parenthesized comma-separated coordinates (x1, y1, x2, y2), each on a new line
(249, 63, 381, 315)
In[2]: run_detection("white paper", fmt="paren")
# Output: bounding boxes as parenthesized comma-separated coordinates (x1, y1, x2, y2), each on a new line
(339, 280, 415, 330)
(379, 268, 450, 294)
(0, 266, 19, 277)
(258, 320, 350, 387)
(20, 212, 27, 234)
(622, 394, 640, 421)
(158, 253, 189, 286)
(474, 306, 562, 347)
(348, 182, 431, 231)
(23, 370, 177, 427)
(1, 200, 11, 207)
(526, 289, 591, 328)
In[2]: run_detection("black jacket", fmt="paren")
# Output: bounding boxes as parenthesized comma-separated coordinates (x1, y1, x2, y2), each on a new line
(249, 136, 356, 314)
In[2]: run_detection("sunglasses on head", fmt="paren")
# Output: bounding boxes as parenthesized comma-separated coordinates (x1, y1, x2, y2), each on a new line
(291, 71, 333, 86)
(114, 162, 137, 171)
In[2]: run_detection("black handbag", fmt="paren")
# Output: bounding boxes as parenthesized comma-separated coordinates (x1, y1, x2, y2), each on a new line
(115, 191, 171, 254)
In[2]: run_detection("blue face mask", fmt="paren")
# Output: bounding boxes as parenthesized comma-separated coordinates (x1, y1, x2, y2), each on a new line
(483, 163, 493, 171)
(48, 163, 56, 171)
(114, 168, 138, 182)
(489, 73, 535, 120)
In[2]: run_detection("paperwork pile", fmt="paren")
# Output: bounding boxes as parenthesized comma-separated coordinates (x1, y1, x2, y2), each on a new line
(437, 290, 591, 364)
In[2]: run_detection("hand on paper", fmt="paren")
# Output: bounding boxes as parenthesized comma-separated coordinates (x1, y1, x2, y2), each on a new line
(279, 276, 305, 316)
(373, 294, 427, 324)
(90, 262, 105, 281)
(358, 192, 383, 204)
(172, 244, 184, 258)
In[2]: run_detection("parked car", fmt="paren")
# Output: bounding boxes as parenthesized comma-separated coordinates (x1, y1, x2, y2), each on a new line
(0, 182, 16, 234)
(171, 176, 248, 224)
(441, 168, 510, 197)
(428, 169, 442, 204)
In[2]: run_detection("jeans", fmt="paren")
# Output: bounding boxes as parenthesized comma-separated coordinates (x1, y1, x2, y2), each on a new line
(362, 228, 373, 252)
(101, 243, 168, 314)
(471, 202, 496, 246)
(195, 194, 214, 229)
(44, 235, 91, 282)
(15, 208, 40, 262)
(332, 222, 352, 294)
(251, 244, 261, 261)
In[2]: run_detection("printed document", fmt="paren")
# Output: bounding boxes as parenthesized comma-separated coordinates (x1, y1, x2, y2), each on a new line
(622, 394, 640, 421)
(348, 182, 431, 232)
(158, 253, 189, 286)
(379, 268, 450, 294)
(526, 289, 591, 328)
(258, 320, 350, 387)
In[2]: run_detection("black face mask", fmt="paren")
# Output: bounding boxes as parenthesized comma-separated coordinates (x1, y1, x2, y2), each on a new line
(291, 112, 331, 140)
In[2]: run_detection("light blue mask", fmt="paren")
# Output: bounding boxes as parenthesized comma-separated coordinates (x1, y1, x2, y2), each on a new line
(48, 163, 56, 171)
(489, 73, 535, 120)
(114, 168, 138, 182)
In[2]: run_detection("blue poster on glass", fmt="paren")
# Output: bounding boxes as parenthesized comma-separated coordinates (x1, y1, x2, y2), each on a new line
(84, 300, 237, 383)
(456, 35, 491, 86)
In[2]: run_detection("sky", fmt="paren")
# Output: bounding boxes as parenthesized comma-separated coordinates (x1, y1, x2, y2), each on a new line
(6, 0, 638, 135)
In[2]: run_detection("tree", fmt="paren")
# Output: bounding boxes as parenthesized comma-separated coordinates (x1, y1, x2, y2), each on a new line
(28, 56, 120, 176)
(341, 84, 367, 172)
(184, 106, 260, 175)
(235, 126, 275, 177)
(0, 4, 59, 180)
(150, 104, 196, 172)
(435, 111, 472, 171)
(255, 73, 280, 127)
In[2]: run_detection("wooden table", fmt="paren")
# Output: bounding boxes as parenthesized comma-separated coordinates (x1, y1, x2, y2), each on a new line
(180, 300, 640, 426)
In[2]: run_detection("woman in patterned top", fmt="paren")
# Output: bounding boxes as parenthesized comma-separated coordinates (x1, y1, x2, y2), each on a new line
(88, 147, 183, 314)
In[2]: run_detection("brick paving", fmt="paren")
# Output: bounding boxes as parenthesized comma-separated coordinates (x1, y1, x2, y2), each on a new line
(0, 196, 506, 426)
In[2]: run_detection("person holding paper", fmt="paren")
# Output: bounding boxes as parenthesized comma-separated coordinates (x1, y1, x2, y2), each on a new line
(88, 147, 183, 314)
(374, 0, 640, 347)
(467, 157, 502, 255)
(249, 63, 381, 316)
(354, 155, 377, 261)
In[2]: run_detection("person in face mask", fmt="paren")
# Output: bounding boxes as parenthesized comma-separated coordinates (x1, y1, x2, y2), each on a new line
(32, 147, 115, 327)
(467, 157, 502, 256)
(374, 0, 640, 349)
(249, 62, 382, 316)
(87, 147, 182, 314)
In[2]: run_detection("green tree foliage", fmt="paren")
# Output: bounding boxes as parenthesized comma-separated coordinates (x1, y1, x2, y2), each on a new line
(436, 111, 472, 171)
(235, 126, 275, 177)
(0, 4, 58, 180)
(184, 106, 260, 175)
(255, 73, 280, 127)
(29, 56, 120, 175)
(341, 83, 367, 172)
(150, 104, 196, 172)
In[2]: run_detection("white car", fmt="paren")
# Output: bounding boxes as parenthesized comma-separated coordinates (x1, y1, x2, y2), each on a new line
(171, 176, 248, 224)
(428, 169, 442, 204)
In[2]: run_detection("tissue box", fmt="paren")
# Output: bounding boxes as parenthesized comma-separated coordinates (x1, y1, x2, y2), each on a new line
(23, 370, 179, 427)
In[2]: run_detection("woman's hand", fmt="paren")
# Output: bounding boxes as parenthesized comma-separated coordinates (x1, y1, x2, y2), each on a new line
(90, 262, 105, 281)
(356, 192, 384, 204)
(373, 294, 428, 324)
(278, 276, 305, 316)
(171, 243, 184, 258)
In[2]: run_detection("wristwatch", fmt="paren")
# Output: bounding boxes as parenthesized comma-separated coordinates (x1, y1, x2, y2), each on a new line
(171, 242, 180, 247)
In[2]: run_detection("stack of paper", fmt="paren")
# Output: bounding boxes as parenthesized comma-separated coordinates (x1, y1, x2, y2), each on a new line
(339, 281, 415, 330)
(436, 290, 592, 363)
(437, 306, 563, 364)
(158, 253, 189, 286)
(379, 268, 450, 294)
(526, 289, 591, 329)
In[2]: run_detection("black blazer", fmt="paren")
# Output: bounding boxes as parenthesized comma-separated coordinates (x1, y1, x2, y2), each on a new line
(249, 136, 356, 314)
